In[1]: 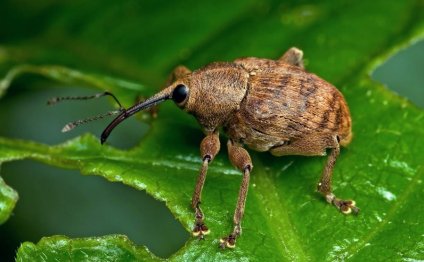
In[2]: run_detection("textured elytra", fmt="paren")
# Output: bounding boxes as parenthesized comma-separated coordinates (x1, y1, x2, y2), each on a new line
(227, 57, 352, 154)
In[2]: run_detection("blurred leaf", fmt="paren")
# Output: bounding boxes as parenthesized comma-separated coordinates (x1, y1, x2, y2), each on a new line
(1, 0, 424, 261)
(0, 176, 18, 224)
(16, 235, 160, 261)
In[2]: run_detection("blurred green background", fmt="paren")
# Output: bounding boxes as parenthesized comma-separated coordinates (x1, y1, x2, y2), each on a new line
(373, 41, 423, 108)
(0, 0, 423, 261)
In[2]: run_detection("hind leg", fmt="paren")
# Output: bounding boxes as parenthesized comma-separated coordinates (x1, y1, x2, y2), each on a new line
(269, 134, 331, 157)
(271, 135, 359, 214)
(279, 47, 304, 68)
(317, 137, 359, 214)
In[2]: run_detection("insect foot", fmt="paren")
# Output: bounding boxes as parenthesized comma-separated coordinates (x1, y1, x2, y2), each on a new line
(326, 193, 360, 215)
(219, 234, 237, 249)
(219, 224, 241, 249)
(192, 203, 210, 239)
(192, 222, 210, 239)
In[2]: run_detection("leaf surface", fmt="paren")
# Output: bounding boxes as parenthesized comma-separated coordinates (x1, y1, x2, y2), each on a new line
(0, 0, 423, 261)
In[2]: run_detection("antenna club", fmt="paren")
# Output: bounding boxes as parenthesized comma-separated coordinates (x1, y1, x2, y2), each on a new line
(61, 123, 74, 133)
(47, 98, 58, 105)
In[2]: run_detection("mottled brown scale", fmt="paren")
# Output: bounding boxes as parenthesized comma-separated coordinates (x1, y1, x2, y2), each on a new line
(69, 47, 358, 250)
(224, 57, 352, 155)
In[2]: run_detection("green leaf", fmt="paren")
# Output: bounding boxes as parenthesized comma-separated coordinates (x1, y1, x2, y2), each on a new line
(1, 0, 424, 261)
(16, 235, 160, 262)
(0, 175, 18, 224)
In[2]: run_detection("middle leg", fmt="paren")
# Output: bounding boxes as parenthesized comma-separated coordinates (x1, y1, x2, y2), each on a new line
(220, 140, 253, 249)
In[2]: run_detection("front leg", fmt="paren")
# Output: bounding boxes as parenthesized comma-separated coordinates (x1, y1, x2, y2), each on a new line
(165, 65, 192, 86)
(220, 140, 253, 249)
(192, 132, 220, 239)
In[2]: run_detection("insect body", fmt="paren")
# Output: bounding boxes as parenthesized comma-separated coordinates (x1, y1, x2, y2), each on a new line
(53, 47, 358, 249)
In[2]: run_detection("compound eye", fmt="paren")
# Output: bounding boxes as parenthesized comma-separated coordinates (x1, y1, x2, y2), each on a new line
(172, 84, 189, 104)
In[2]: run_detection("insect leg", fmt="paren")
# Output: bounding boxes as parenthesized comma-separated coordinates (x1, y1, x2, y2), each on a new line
(192, 132, 220, 239)
(317, 136, 359, 214)
(142, 65, 191, 118)
(279, 47, 304, 69)
(220, 140, 252, 249)
(165, 65, 192, 86)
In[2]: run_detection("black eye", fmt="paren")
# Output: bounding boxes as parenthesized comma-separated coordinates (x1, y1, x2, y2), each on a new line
(172, 84, 189, 104)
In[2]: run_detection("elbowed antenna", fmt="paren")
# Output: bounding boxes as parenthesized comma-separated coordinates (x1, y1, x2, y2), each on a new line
(48, 91, 123, 108)
(62, 109, 123, 133)
(48, 91, 126, 133)
(100, 88, 173, 144)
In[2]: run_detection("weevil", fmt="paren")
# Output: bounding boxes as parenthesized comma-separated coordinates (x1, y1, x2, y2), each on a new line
(50, 47, 358, 249)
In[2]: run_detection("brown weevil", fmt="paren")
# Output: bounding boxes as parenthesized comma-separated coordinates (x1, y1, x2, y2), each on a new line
(51, 47, 358, 249)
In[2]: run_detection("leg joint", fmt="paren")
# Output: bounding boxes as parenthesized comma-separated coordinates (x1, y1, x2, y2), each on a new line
(243, 164, 252, 173)
(202, 155, 212, 162)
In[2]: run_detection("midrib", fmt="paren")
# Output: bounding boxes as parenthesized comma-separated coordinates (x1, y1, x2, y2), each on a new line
(252, 160, 309, 261)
